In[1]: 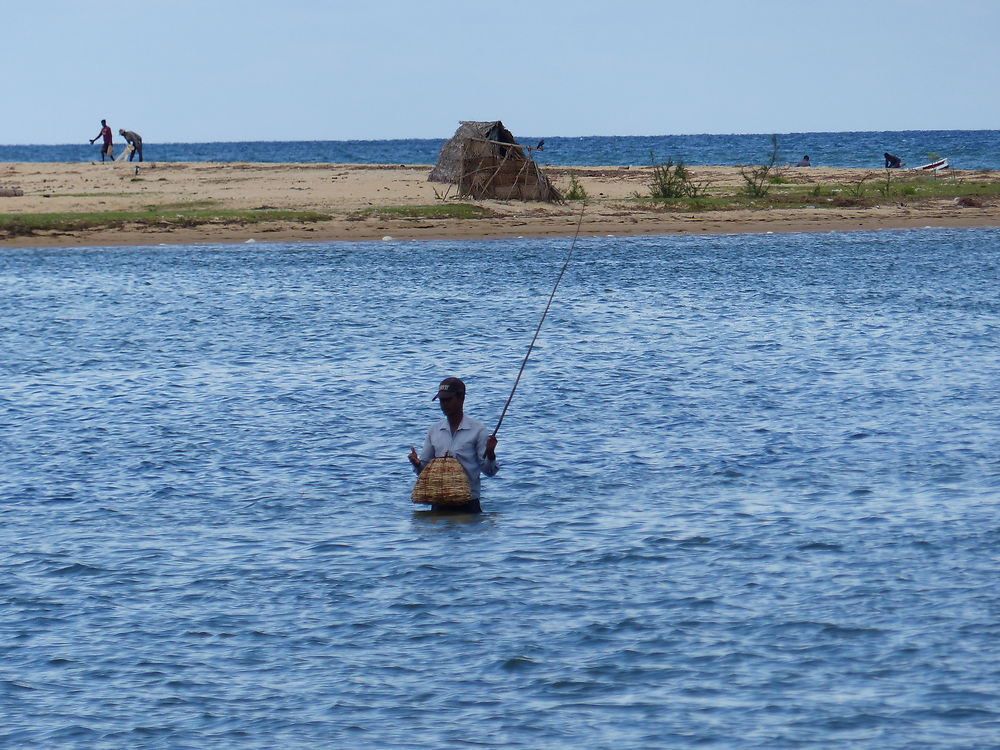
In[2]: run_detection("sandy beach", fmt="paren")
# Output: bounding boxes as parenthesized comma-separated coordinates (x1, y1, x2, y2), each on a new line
(2, 161, 999, 247)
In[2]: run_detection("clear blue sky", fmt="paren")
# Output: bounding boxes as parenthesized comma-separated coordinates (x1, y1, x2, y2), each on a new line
(6, 0, 998, 144)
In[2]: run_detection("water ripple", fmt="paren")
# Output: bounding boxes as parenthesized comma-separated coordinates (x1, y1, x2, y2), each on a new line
(1, 229, 998, 748)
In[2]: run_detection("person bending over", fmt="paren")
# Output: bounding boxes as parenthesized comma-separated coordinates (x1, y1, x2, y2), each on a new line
(118, 129, 143, 161)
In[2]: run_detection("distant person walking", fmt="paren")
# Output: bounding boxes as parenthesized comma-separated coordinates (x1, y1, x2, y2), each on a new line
(118, 129, 143, 161)
(884, 152, 903, 169)
(89, 119, 113, 162)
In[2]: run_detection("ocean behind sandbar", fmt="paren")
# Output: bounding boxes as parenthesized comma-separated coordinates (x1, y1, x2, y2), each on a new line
(3, 129, 999, 170)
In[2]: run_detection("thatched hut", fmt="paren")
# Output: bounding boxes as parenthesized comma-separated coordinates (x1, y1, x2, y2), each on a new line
(429, 121, 562, 202)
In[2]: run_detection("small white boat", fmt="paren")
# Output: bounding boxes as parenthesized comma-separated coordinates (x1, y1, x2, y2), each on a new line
(913, 157, 949, 171)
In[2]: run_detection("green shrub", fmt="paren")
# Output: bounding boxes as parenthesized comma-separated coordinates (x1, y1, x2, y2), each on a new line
(740, 135, 781, 198)
(648, 154, 703, 200)
(847, 172, 874, 198)
(564, 173, 588, 201)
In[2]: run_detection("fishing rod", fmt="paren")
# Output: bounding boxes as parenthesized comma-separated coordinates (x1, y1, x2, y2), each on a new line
(492, 204, 586, 438)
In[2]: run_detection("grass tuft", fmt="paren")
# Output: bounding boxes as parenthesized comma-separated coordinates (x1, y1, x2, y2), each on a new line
(0, 207, 331, 237)
(348, 204, 496, 221)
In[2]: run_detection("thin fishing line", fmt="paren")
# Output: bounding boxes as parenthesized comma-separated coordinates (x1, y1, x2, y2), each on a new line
(493, 204, 586, 437)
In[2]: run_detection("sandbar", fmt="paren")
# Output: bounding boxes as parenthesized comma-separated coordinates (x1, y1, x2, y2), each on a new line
(2, 161, 998, 247)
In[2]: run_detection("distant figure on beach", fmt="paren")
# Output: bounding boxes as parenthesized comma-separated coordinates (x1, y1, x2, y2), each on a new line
(118, 129, 143, 161)
(884, 152, 903, 169)
(796, 155, 811, 167)
(408, 377, 499, 513)
(89, 119, 113, 162)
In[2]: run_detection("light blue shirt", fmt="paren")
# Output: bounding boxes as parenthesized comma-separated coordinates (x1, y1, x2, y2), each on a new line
(414, 415, 499, 500)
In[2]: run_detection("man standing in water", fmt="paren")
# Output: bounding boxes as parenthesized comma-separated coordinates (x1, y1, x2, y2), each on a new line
(408, 377, 499, 513)
(89, 119, 113, 161)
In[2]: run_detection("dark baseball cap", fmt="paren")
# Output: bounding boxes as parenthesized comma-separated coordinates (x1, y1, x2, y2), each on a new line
(432, 377, 466, 400)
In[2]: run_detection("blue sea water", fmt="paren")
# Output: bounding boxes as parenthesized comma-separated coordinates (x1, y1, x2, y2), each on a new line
(1, 228, 998, 748)
(2, 129, 999, 170)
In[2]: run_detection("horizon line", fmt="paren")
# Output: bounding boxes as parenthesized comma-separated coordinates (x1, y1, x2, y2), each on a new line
(3, 127, 998, 148)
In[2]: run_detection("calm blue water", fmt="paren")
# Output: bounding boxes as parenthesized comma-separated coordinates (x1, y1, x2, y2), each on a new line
(2, 129, 999, 170)
(2, 229, 999, 748)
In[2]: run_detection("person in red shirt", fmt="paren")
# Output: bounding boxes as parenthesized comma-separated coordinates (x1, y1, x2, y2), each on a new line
(89, 120, 113, 162)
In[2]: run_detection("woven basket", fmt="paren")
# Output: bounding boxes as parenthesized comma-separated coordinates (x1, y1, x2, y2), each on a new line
(412, 456, 471, 506)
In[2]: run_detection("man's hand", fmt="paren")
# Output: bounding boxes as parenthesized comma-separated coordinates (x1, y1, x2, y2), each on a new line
(408, 446, 421, 468)
(486, 435, 498, 461)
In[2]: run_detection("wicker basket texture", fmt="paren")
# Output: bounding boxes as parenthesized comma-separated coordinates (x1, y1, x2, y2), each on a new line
(411, 456, 472, 506)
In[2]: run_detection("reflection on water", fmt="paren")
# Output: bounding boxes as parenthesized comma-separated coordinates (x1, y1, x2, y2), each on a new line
(411, 509, 499, 527)
(1, 228, 998, 748)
